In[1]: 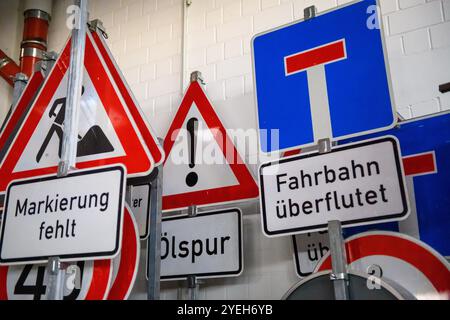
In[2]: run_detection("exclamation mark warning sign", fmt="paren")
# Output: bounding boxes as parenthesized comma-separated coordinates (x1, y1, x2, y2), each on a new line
(162, 80, 259, 211)
(186, 117, 198, 187)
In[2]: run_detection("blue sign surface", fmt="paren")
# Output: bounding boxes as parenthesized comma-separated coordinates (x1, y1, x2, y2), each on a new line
(252, 0, 395, 152)
(340, 111, 450, 257)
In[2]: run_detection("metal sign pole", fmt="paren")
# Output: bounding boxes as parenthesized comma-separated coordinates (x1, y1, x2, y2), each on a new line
(186, 205, 199, 300)
(327, 220, 349, 300)
(147, 158, 163, 300)
(57, 0, 88, 177)
(182, 71, 204, 300)
(317, 138, 349, 300)
(303, 6, 350, 300)
(45, 0, 88, 300)
(45, 257, 66, 300)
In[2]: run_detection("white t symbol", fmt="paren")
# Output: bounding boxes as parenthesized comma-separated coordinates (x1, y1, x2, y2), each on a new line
(284, 39, 347, 142)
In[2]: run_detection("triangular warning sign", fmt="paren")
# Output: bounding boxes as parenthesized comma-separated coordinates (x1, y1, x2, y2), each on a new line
(0, 31, 154, 192)
(162, 81, 259, 211)
(0, 70, 45, 161)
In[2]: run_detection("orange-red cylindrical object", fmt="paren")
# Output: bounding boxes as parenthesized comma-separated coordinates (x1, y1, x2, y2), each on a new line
(20, 9, 50, 77)
(0, 49, 20, 87)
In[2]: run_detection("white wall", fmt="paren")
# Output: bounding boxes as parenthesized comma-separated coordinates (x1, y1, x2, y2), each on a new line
(0, 0, 23, 124)
(0, 0, 449, 299)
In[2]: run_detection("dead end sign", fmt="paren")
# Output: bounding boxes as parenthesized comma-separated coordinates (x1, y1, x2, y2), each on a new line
(259, 136, 409, 236)
(0, 31, 156, 194)
(252, 0, 396, 152)
(0, 165, 125, 265)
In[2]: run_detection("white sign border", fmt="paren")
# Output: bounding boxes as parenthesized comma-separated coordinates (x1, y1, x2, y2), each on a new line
(129, 182, 151, 241)
(259, 135, 410, 237)
(251, 0, 398, 154)
(0, 165, 126, 265)
(147, 208, 244, 281)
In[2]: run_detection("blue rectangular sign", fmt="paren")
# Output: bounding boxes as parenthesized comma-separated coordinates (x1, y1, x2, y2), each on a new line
(252, 0, 396, 153)
(340, 111, 450, 257)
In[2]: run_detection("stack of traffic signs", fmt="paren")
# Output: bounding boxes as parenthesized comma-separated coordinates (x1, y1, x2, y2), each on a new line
(0, 27, 163, 299)
(252, 0, 450, 299)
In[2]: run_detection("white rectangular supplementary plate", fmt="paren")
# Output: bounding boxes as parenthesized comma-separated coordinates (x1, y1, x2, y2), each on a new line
(129, 182, 151, 240)
(0, 165, 126, 265)
(259, 136, 409, 237)
(154, 208, 243, 281)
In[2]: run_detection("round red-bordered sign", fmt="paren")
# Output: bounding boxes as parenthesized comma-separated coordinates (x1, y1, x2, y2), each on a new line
(0, 259, 112, 300)
(315, 231, 450, 299)
(107, 205, 140, 300)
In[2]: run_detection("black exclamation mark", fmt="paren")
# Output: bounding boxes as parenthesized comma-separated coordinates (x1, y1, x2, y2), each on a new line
(186, 117, 198, 187)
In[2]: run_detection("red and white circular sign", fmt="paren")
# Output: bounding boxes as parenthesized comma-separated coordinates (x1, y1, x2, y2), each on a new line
(0, 259, 112, 300)
(315, 231, 450, 300)
(107, 204, 140, 300)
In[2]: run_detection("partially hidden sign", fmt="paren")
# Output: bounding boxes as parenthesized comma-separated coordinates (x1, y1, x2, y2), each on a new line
(0, 259, 113, 300)
(128, 183, 151, 240)
(0, 165, 125, 264)
(259, 136, 409, 236)
(0, 70, 45, 163)
(162, 81, 258, 211)
(315, 231, 450, 300)
(0, 31, 155, 193)
(108, 204, 140, 300)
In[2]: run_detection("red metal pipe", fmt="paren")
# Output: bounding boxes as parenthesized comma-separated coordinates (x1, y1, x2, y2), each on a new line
(0, 49, 20, 87)
(20, 9, 51, 77)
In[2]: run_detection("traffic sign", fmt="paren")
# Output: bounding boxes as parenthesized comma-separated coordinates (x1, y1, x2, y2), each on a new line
(107, 205, 140, 300)
(252, 0, 395, 152)
(339, 111, 450, 257)
(0, 259, 113, 300)
(282, 270, 412, 300)
(162, 80, 258, 211)
(259, 136, 409, 236)
(292, 231, 330, 278)
(292, 113, 450, 277)
(90, 30, 164, 166)
(154, 208, 243, 280)
(315, 231, 450, 300)
(0, 31, 154, 193)
(0, 70, 45, 163)
(128, 183, 151, 240)
(0, 165, 125, 264)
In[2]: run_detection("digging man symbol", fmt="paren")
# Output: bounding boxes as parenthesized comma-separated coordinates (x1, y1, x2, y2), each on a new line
(36, 86, 114, 163)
